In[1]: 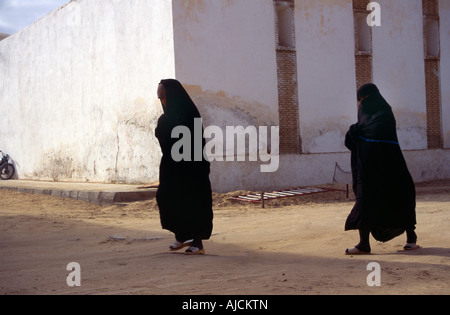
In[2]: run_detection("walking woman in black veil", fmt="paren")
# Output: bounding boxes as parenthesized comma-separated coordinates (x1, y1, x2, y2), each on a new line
(344, 83, 419, 254)
(155, 79, 213, 255)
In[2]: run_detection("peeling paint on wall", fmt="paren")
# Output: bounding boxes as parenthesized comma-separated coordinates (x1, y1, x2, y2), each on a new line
(301, 116, 353, 153)
(393, 108, 427, 149)
(36, 146, 80, 181)
(184, 84, 278, 128)
(114, 98, 161, 184)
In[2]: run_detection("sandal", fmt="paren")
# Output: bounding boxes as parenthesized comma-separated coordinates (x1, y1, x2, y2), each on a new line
(403, 243, 420, 251)
(345, 247, 371, 255)
(185, 246, 205, 255)
(169, 239, 193, 251)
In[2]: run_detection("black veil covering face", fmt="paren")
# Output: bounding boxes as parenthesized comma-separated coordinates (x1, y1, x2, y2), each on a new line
(155, 79, 213, 242)
(159, 79, 201, 120)
(345, 83, 416, 242)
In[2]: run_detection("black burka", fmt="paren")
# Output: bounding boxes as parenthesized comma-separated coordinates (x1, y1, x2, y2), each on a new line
(155, 79, 213, 242)
(344, 84, 416, 242)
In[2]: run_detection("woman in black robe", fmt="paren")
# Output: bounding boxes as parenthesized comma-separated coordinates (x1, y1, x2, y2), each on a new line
(155, 79, 213, 255)
(344, 83, 418, 254)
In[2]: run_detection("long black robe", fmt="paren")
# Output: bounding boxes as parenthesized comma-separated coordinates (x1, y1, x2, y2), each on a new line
(155, 79, 213, 241)
(344, 84, 416, 242)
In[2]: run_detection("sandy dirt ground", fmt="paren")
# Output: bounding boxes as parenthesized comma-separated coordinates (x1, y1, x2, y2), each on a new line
(0, 181, 449, 295)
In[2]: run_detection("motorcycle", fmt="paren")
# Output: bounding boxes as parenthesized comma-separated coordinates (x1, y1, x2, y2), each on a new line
(0, 150, 15, 180)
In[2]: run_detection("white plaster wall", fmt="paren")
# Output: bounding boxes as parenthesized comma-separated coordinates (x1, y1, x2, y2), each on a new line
(372, 0, 427, 150)
(171, 0, 279, 160)
(440, 0, 450, 149)
(0, 0, 175, 183)
(295, 0, 358, 154)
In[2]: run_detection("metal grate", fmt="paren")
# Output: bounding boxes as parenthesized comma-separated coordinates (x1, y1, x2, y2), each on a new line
(229, 186, 339, 204)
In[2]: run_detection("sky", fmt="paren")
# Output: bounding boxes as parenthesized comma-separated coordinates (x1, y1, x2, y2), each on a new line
(0, 0, 69, 35)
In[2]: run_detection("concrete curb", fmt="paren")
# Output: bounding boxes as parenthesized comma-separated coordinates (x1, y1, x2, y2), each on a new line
(0, 180, 157, 205)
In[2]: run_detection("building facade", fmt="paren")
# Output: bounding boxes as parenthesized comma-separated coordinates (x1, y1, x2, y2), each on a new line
(1, 0, 449, 192)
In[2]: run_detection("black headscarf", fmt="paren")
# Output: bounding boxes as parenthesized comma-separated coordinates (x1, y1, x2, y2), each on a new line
(159, 79, 201, 121)
(348, 83, 399, 145)
(357, 83, 390, 115)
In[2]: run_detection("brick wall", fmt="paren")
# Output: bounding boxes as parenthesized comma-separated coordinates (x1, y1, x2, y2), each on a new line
(352, 0, 369, 11)
(423, 0, 443, 149)
(353, 0, 373, 91)
(276, 48, 301, 154)
(423, 0, 439, 15)
(274, 0, 301, 154)
(355, 55, 373, 91)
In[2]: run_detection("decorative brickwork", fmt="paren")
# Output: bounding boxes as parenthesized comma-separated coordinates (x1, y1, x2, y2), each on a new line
(276, 49, 301, 154)
(425, 59, 443, 148)
(274, 0, 301, 154)
(352, 0, 369, 11)
(355, 54, 373, 91)
(423, 0, 443, 149)
(423, 0, 439, 16)
(353, 0, 373, 91)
